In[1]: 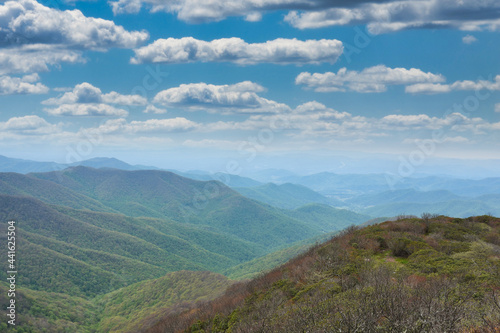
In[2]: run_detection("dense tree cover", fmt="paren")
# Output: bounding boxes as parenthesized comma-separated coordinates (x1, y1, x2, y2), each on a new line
(147, 215, 500, 333)
(0, 282, 99, 333)
(0, 271, 232, 333)
(282, 203, 371, 233)
(2, 168, 447, 332)
(0, 172, 113, 212)
(31, 167, 344, 249)
(224, 232, 337, 280)
(96, 271, 233, 333)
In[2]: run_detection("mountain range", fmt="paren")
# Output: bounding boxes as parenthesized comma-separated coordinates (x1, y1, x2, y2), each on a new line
(0, 154, 499, 332)
(0, 164, 372, 332)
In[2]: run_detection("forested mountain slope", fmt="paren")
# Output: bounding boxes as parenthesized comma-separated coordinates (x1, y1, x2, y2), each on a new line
(148, 215, 500, 333)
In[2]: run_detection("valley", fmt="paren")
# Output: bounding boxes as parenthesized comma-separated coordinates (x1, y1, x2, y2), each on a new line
(0, 156, 499, 332)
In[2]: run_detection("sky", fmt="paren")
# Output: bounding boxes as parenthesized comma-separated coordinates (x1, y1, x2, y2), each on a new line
(0, 0, 500, 175)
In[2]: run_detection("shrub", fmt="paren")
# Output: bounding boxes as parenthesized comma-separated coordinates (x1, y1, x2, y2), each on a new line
(388, 237, 429, 258)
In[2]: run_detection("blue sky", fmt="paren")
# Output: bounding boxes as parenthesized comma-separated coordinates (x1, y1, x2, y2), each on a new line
(0, 0, 499, 174)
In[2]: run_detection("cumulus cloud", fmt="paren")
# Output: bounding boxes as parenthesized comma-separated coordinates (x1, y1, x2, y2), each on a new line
(109, 0, 500, 34)
(296, 65, 445, 93)
(131, 37, 343, 65)
(143, 105, 168, 114)
(204, 102, 489, 141)
(43, 82, 147, 106)
(381, 114, 439, 129)
(380, 112, 482, 131)
(153, 81, 291, 114)
(0, 115, 61, 135)
(200, 101, 371, 137)
(293, 101, 351, 120)
(94, 117, 198, 134)
(462, 35, 478, 44)
(284, 0, 500, 33)
(0, 0, 148, 75)
(0, 73, 49, 95)
(406, 75, 500, 94)
(110, 0, 288, 19)
(405, 83, 452, 94)
(0, 0, 148, 49)
(0, 45, 84, 75)
(44, 104, 129, 117)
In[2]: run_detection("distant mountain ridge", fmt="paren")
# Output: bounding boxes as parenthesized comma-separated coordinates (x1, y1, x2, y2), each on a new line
(30, 167, 325, 249)
(0, 155, 158, 174)
(2, 154, 500, 218)
(235, 183, 344, 209)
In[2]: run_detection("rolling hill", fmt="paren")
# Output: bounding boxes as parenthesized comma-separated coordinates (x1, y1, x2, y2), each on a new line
(346, 188, 462, 207)
(0, 155, 66, 174)
(234, 183, 344, 209)
(173, 170, 262, 188)
(283, 203, 371, 232)
(0, 155, 158, 174)
(265, 171, 500, 200)
(0, 195, 243, 296)
(361, 199, 500, 218)
(0, 172, 115, 212)
(30, 167, 329, 249)
(96, 271, 233, 333)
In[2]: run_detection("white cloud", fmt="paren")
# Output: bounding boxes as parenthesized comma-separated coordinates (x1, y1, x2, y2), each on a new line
(0, 73, 49, 95)
(0, 115, 61, 135)
(404, 136, 470, 145)
(0, 45, 84, 75)
(110, 0, 270, 20)
(44, 104, 129, 117)
(380, 112, 484, 132)
(95, 117, 198, 134)
(284, 0, 500, 33)
(199, 101, 372, 138)
(462, 35, 478, 44)
(406, 75, 500, 94)
(405, 83, 452, 94)
(496, 103, 500, 113)
(0, 0, 148, 75)
(109, 0, 500, 34)
(293, 101, 351, 120)
(0, 0, 148, 50)
(182, 139, 245, 150)
(212, 105, 487, 140)
(153, 81, 291, 114)
(131, 37, 343, 65)
(296, 65, 445, 93)
(143, 105, 168, 114)
(245, 12, 262, 22)
(43, 82, 147, 106)
(127, 118, 198, 132)
(381, 114, 438, 129)
(441, 136, 470, 143)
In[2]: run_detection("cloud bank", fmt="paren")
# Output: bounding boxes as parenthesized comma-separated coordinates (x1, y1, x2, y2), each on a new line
(132, 37, 343, 65)
(0, 74, 49, 95)
(153, 81, 291, 114)
(109, 0, 500, 34)
(296, 65, 445, 93)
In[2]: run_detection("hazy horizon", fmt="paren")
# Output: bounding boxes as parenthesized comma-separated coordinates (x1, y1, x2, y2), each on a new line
(3, 151, 500, 180)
